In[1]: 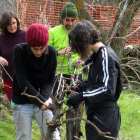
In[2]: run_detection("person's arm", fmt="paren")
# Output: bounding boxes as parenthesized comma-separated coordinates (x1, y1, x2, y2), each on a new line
(0, 47, 8, 66)
(57, 46, 73, 55)
(40, 47, 57, 110)
(40, 47, 57, 99)
(49, 28, 73, 55)
(13, 44, 46, 107)
(83, 47, 121, 103)
(67, 92, 84, 107)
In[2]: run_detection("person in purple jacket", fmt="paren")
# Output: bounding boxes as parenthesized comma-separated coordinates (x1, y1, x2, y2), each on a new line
(0, 11, 26, 102)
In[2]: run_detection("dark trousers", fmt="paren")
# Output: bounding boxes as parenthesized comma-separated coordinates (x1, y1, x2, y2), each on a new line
(86, 103, 121, 140)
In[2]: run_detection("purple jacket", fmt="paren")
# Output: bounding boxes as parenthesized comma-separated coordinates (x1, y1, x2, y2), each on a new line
(0, 29, 26, 81)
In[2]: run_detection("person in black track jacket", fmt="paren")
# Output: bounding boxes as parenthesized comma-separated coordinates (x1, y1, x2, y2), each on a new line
(67, 20, 123, 140)
(11, 23, 60, 140)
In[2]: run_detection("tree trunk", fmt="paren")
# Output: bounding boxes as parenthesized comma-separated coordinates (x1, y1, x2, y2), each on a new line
(109, 0, 140, 58)
(0, 0, 17, 18)
(70, 0, 140, 59)
(71, 0, 107, 42)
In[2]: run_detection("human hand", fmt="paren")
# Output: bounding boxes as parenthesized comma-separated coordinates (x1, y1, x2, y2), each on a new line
(67, 93, 84, 107)
(71, 81, 86, 93)
(44, 97, 52, 106)
(78, 60, 85, 66)
(0, 57, 8, 66)
(41, 97, 52, 111)
(58, 46, 73, 55)
(74, 59, 84, 68)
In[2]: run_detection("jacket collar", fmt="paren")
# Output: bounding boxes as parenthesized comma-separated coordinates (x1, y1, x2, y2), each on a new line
(85, 46, 106, 65)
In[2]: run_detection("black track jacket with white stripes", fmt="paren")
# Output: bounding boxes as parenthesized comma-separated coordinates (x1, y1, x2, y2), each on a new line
(83, 45, 123, 116)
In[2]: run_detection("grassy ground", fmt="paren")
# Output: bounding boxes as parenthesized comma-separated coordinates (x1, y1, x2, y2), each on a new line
(0, 109, 41, 140)
(0, 99, 41, 140)
(0, 89, 140, 140)
(118, 89, 140, 140)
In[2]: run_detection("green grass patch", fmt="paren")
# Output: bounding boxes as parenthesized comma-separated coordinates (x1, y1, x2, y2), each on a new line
(0, 108, 41, 140)
(118, 90, 140, 140)
(0, 89, 140, 140)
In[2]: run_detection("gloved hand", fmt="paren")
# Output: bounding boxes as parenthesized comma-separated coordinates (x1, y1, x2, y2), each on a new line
(67, 92, 84, 107)
(71, 81, 86, 93)
(41, 97, 52, 111)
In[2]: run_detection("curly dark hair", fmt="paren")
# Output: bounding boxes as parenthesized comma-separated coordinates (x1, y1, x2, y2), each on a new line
(69, 20, 101, 57)
(0, 11, 20, 34)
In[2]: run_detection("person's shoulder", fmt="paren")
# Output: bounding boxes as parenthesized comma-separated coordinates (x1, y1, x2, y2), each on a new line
(100, 45, 112, 54)
(21, 29, 26, 33)
(105, 45, 117, 56)
(14, 42, 27, 50)
(47, 45, 57, 55)
(19, 29, 26, 34)
(48, 45, 56, 51)
(104, 45, 120, 62)
(49, 25, 62, 32)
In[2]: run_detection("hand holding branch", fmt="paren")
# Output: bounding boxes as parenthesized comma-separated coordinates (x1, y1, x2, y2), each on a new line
(57, 46, 73, 55)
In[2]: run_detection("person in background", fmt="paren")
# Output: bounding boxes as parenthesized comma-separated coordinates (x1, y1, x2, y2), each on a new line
(48, 2, 83, 139)
(48, 2, 83, 92)
(11, 23, 60, 140)
(67, 20, 123, 140)
(0, 11, 26, 103)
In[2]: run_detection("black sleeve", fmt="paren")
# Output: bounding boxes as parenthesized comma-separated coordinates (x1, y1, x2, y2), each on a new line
(13, 44, 46, 107)
(40, 47, 57, 99)
(83, 47, 120, 103)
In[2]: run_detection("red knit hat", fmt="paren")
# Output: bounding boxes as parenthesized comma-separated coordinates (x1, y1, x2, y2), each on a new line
(26, 23, 49, 47)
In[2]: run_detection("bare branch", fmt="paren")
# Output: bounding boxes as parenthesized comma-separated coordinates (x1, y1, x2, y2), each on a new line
(108, 0, 129, 45)
(62, 117, 116, 140)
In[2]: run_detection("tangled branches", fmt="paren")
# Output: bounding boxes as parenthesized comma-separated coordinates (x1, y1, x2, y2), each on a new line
(21, 63, 116, 140)
(121, 43, 140, 91)
(22, 88, 116, 140)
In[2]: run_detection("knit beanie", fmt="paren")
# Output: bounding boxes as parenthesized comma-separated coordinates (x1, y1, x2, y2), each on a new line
(26, 23, 49, 47)
(61, 2, 78, 19)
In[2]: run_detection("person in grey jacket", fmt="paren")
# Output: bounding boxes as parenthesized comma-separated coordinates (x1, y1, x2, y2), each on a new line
(11, 23, 60, 140)
(67, 20, 123, 140)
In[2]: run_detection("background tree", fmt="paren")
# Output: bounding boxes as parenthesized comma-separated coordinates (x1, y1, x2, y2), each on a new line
(70, 0, 140, 58)
(60, 0, 140, 86)
(1, 0, 140, 88)
(1, 0, 139, 59)
(0, 0, 17, 18)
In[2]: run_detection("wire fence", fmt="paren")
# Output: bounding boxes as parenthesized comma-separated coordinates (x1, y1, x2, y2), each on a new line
(16, 0, 140, 45)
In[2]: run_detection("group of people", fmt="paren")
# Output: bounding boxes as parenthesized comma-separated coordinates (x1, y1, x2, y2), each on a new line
(0, 2, 123, 140)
